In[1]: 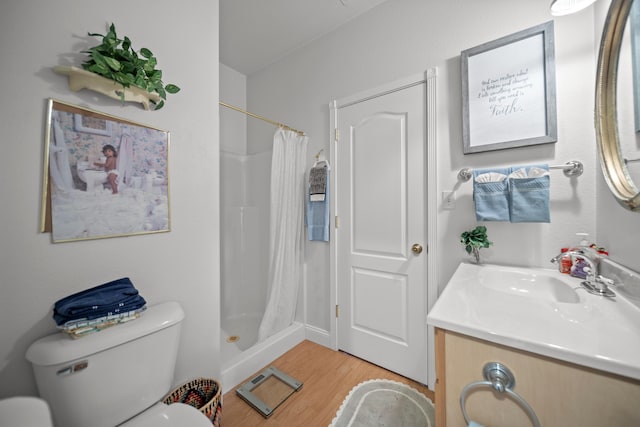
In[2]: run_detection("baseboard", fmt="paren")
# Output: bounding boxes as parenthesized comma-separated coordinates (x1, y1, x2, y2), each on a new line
(305, 324, 330, 348)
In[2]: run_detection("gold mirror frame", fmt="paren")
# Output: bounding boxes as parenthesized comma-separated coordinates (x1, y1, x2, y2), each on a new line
(596, 0, 640, 210)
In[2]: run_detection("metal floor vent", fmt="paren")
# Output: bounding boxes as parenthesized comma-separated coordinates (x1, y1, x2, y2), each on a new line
(236, 366, 303, 418)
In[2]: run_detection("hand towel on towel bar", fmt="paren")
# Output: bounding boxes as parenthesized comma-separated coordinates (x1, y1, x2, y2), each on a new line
(508, 164, 550, 223)
(306, 167, 330, 241)
(472, 167, 511, 222)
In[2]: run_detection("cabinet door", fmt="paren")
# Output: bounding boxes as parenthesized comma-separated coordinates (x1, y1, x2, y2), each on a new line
(437, 330, 640, 427)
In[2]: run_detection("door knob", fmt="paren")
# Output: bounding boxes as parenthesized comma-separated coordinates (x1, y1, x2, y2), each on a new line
(411, 243, 423, 254)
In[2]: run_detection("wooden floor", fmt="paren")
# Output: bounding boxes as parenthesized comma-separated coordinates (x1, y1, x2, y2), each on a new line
(221, 340, 434, 426)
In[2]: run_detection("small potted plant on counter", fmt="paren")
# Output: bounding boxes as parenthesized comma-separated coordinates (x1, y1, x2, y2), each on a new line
(460, 225, 493, 264)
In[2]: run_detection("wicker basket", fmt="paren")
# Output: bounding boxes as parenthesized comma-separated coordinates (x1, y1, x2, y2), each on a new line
(163, 378, 222, 426)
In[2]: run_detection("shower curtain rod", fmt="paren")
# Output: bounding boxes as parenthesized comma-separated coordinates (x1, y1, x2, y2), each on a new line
(219, 101, 305, 136)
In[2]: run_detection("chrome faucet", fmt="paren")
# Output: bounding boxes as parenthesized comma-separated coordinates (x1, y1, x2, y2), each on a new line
(550, 249, 616, 297)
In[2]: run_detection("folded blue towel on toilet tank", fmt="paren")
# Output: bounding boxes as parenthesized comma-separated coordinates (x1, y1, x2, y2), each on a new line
(52, 277, 146, 326)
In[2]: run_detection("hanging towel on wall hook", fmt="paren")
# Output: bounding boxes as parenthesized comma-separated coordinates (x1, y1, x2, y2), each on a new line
(306, 149, 331, 241)
(306, 170, 330, 241)
(309, 154, 330, 201)
(307, 155, 330, 241)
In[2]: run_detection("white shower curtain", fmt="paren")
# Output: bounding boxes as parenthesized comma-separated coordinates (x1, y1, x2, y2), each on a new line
(258, 128, 308, 342)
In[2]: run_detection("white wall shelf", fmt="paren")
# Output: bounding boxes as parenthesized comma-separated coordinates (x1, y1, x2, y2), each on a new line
(53, 66, 161, 110)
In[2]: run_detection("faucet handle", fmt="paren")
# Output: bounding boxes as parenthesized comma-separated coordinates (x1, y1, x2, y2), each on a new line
(596, 275, 615, 287)
(582, 266, 597, 282)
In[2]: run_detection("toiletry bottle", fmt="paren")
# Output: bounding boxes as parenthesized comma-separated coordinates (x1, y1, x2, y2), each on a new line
(570, 258, 589, 279)
(590, 243, 609, 257)
(570, 233, 594, 279)
(559, 248, 572, 274)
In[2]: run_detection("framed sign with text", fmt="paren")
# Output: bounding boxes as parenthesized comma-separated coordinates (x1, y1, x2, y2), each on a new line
(461, 21, 557, 154)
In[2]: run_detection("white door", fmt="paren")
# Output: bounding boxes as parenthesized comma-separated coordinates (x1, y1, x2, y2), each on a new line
(335, 82, 427, 383)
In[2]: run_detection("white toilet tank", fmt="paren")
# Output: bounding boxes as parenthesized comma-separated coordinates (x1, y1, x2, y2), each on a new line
(26, 301, 185, 427)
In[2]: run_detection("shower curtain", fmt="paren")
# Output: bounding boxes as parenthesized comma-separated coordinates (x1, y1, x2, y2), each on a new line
(258, 128, 308, 342)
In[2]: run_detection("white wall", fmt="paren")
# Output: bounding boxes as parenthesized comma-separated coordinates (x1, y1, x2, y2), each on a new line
(247, 0, 601, 334)
(0, 0, 220, 397)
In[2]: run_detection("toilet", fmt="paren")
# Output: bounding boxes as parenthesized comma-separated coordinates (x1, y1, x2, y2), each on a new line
(77, 160, 108, 191)
(0, 396, 53, 427)
(25, 301, 212, 427)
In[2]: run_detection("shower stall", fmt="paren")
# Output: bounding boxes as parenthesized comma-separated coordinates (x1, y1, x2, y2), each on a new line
(219, 93, 305, 393)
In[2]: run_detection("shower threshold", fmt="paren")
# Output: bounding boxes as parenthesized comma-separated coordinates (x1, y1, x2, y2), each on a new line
(236, 366, 303, 418)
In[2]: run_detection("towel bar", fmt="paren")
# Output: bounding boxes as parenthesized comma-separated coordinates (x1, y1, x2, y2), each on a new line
(458, 160, 583, 182)
(459, 362, 541, 427)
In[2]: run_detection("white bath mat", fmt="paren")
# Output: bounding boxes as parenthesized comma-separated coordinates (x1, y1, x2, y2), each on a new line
(329, 379, 434, 427)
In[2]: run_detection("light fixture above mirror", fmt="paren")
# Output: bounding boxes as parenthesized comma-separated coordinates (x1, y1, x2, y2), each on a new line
(550, 0, 598, 16)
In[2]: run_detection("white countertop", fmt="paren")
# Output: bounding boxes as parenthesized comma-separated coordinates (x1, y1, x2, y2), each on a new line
(427, 262, 640, 381)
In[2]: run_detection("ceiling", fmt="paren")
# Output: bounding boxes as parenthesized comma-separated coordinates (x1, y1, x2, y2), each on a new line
(220, 0, 388, 76)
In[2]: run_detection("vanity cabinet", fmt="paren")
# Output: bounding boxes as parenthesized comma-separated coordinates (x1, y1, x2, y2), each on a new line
(434, 328, 640, 427)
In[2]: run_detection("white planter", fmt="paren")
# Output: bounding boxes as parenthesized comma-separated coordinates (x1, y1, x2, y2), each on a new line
(53, 66, 161, 110)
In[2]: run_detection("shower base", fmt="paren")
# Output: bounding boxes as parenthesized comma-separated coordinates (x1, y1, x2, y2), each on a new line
(221, 321, 305, 394)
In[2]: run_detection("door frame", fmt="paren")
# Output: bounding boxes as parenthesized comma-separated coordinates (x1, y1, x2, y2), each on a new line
(329, 69, 438, 387)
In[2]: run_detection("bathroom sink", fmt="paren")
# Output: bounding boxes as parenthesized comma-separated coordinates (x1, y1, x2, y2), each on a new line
(478, 267, 580, 303)
(427, 261, 640, 382)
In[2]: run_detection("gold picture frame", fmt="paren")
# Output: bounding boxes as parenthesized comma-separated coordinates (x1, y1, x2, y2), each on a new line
(41, 99, 171, 242)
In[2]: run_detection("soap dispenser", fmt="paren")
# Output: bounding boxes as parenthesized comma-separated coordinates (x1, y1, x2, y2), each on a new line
(576, 232, 590, 249)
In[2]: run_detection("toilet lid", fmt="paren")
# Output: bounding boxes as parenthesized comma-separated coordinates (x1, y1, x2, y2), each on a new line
(120, 402, 212, 427)
(0, 397, 53, 427)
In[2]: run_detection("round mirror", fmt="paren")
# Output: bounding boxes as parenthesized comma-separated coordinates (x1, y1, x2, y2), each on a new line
(596, 0, 640, 210)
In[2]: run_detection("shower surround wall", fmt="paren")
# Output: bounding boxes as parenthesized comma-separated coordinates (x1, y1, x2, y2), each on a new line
(220, 140, 307, 394)
(220, 64, 270, 353)
(220, 149, 270, 344)
(220, 64, 307, 392)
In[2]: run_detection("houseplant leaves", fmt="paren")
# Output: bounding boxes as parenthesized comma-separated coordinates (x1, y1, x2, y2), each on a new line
(82, 23, 180, 110)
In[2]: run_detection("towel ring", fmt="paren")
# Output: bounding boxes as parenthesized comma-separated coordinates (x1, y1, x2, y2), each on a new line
(460, 362, 541, 427)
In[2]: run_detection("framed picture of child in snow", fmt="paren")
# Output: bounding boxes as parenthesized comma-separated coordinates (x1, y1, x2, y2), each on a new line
(40, 99, 171, 242)
(461, 21, 557, 154)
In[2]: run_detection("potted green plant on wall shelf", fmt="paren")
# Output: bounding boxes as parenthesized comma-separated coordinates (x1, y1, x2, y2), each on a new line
(460, 225, 493, 264)
(53, 23, 180, 110)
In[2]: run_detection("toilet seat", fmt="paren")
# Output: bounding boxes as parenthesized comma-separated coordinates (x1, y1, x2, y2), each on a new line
(77, 169, 108, 191)
(120, 402, 212, 427)
(0, 397, 53, 427)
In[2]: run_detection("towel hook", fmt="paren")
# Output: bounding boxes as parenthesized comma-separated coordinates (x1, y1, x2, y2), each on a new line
(460, 362, 541, 427)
